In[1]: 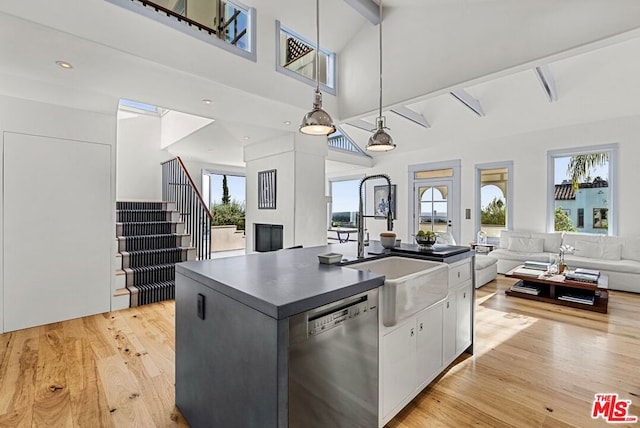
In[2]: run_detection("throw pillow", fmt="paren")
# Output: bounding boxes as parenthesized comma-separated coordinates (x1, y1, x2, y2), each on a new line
(574, 240, 601, 259)
(507, 237, 544, 253)
(531, 232, 562, 253)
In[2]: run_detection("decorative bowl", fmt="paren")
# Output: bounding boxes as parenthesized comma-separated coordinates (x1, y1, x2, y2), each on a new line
(415, 235, 437, 247)
(318, 253, 343, 264)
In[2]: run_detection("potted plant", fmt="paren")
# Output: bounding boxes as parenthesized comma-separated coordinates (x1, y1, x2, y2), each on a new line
(558, 244, 574, 273)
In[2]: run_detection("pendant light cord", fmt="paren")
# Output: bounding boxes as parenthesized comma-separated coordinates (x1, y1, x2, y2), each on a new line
(378, 0, 383, 121)
(315, 0, 320, 93)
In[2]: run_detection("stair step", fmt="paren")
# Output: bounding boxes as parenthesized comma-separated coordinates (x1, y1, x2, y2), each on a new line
(116, 210, 180, 223)
(123, 264, 176, 287)
(119, 248, 191, 268)
(128, 280, 175, 307)
(116, 221, 185, 237)
(117, 201, 176, 211)
(117, 234, 190, 252)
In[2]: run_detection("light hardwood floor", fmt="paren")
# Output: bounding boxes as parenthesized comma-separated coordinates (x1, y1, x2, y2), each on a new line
(0, 276, 638, 427)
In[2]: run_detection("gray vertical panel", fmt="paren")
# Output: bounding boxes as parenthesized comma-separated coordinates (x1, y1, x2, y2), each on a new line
(176, 273, 279, 427)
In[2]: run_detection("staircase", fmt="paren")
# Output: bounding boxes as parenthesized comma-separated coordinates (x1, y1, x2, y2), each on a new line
(114, 201, 196, 309)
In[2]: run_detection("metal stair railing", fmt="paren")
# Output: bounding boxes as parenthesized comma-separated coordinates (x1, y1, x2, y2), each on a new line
(161, 157, 212, 260)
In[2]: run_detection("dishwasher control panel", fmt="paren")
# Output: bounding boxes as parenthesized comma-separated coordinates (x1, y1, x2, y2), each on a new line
(307, 296, 372, 336)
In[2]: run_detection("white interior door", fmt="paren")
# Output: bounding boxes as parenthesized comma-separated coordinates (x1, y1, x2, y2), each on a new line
(3, 133, 112, 332)
(413, 180, 454, 240)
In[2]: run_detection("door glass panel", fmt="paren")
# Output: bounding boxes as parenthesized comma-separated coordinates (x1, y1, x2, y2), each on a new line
(418, 185, 449, 234)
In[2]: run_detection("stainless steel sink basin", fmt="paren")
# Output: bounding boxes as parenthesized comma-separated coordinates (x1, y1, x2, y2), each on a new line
(345, 256, 448, 326)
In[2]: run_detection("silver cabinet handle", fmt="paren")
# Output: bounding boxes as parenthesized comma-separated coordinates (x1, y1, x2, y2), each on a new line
(447, 301, 450, 309)
(410, 328, 415, 337)
(419, 322, 423, 331)
(464, 292, 466, 299)
(458, 271, 461, 278)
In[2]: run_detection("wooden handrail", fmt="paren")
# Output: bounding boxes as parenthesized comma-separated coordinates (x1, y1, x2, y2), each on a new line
(175, 156, 213, 222)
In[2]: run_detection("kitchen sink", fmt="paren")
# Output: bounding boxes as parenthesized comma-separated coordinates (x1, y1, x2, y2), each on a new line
(345, 256, 448, 326)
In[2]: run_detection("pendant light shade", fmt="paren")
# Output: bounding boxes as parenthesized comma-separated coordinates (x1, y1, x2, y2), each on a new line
(366, 0, 395, 152)
(300, 0, 335, 136)
(367, 117, 395, 151)
(300, 90, 336, 135)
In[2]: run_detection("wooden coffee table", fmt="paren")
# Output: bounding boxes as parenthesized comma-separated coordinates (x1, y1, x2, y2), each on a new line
(505, 266, 609, 313)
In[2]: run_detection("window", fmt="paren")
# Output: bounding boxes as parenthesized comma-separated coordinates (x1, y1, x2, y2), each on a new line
(108, 0, 256, 61)
(577, 208, 584, 228)
(329, 178, 361, 228)
(276, 21, 336, 94)
(548, 144, 617, 235)
(475, 162, 513, 243)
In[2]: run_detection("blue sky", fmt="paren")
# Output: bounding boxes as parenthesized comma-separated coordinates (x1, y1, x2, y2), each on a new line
(332, 179, 360, 212)
(210, 174, 246, 206)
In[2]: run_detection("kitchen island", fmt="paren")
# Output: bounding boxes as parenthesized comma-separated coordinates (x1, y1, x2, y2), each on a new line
(175, 242, 475, 427)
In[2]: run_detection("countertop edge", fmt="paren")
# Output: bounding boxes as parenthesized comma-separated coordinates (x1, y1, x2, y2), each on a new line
(176, 263, 385, 320)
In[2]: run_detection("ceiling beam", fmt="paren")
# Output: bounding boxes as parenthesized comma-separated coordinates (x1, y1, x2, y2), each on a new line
(390, 106, 430, 128)
(450, 89, 485, 117)
(534, 65, 558, 102)
(343, 0, 380, 25)
(344, 119, 375, 132)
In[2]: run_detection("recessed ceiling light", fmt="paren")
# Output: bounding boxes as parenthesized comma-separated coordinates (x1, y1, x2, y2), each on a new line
(202, 99, 213, 105)
(55, 61, 73, 69)
(242, 136, 250, 140)
(283, 121, 291, 126)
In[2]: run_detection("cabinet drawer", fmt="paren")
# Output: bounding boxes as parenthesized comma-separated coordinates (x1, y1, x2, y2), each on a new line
(448, 260, 471, 286)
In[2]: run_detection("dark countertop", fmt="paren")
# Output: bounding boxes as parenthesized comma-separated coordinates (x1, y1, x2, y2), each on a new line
(176, 241, 473, 320)
(176, 243, 385, 320)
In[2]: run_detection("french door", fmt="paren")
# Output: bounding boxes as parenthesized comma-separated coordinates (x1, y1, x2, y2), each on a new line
(413, 180, 454, 239)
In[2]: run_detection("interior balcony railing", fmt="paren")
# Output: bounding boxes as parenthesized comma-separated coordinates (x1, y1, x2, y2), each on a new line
(162, 157, 212, 260)
(131, 0, 249, 50)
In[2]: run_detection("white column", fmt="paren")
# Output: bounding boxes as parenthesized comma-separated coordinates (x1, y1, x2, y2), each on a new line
(244, 133, 328, 252)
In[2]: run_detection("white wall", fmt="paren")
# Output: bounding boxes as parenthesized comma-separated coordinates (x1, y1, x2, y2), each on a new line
(160, 110, 214, 149)
(0, 95, 117, 332)
(329, 116, 640, 246)
(245, 133, 328, 252)
(339, 2, 640, 119)
(116, 112, 170, 201)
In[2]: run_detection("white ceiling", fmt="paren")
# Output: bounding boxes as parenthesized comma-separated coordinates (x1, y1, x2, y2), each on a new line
(0, 1, 639, 167)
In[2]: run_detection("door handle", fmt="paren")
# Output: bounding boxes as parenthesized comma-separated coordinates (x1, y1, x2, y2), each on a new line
(410, 328, 415, 337)
(419, 322, 423, 331)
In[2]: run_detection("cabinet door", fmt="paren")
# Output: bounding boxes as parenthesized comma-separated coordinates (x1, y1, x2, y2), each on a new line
(443, 297, 456, 364)
(382, 320, 417, 418)
(456, 282, 473, 353)
(416, 303, 443, 386)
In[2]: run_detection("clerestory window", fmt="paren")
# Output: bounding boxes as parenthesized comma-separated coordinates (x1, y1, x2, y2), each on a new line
(276, 21, 336, 94)
(107, 0, 256, 61)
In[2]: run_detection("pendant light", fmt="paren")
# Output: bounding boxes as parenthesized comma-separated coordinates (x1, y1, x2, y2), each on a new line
(367, 0, 396, 152)
(300, 0, 336, 136)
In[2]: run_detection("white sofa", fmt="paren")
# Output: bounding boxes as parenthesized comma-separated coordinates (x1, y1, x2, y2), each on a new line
(490, 230, 640, 293)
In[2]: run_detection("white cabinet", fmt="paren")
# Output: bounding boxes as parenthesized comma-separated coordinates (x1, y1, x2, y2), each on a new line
(444, 259, 473, 365)
(456, 283, 472, 353)
(379, 257, 474, 427)
(381, 302, 444, 421)
(382, 319, 417, 417)
(416, 303, 444, 387)
(443, 295, 456, 363)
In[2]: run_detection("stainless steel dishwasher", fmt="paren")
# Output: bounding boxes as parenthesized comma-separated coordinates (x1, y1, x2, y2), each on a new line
(288, 289, 379, 428)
